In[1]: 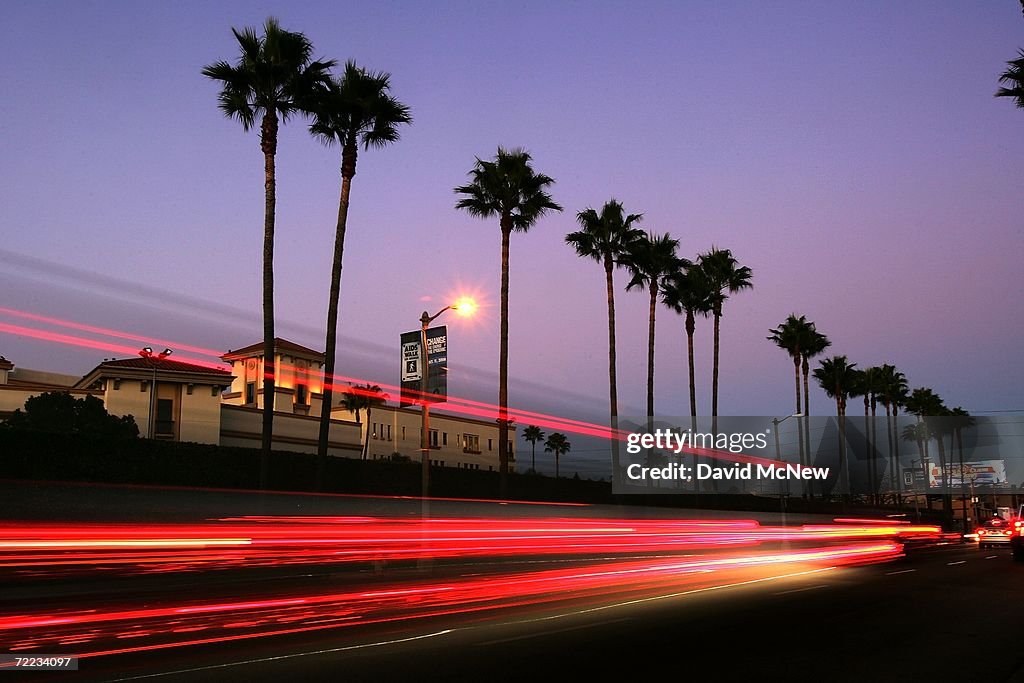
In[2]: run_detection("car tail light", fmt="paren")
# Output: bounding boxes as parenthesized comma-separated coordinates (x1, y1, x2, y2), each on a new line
(978, 529, 986, 535)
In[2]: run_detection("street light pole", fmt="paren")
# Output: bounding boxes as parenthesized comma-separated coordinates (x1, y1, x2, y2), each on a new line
(138, 347, 172, 439)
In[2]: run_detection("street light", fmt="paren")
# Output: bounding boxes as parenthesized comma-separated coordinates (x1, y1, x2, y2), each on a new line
(417, 299, 476, 499)
(771, 413, 802, 530)
(139, 346, 172, 439)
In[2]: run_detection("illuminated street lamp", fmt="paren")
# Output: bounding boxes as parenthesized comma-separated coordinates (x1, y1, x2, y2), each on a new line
(418, 298, 476, 498)
(139, 346, 173, 439)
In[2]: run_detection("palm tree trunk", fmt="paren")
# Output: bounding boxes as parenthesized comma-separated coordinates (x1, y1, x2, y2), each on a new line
(362, 404, 372, 461)
(556, 453, 560, 479)
(498, 221, 512, 497)
(792, 357, 802, 416)
(864, 396, 873, 502)
(685, 310, 696, 418)
(531, 443, 536, 473)
(604, 254, 620, 479)
(711, 310, 721, 430)
(802, 357, 814, 499)
(646, 284, 657, 419)
(259, 109, 279, 490)
(316, 144, 357, 487)
(685, 310, 698, 492)
(893, 405, 903, 508)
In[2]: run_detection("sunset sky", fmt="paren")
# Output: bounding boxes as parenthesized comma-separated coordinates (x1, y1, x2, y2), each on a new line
(2, 1, 1022, 476)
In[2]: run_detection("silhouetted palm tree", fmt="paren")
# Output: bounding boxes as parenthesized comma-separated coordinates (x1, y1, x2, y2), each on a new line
(624, 233, 684, 420)
(522, 424, 545, 473)
(566, 200, 644, 477)
(339, 384, 388, 460)
(455, 148, 562, 495)
(768, 314, 810, 416)
(798, 325, 830, 498)
(875, 364, 908, 506)
(203, 18, 334, 486)
(309, 61, 411, 483)
(662, 265, 714, 418)
(813, 355, 858, 498)
(996, 49, 1024, 107)
(697, 247, 753, 426)
(904, 387, 948, 515)
(544, 432, 571, 479)
(949, 407, 975, 529)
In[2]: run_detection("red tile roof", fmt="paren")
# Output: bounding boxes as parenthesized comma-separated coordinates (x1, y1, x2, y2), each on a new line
(222, 338, 324, 361)
(99, 358, 231, 375)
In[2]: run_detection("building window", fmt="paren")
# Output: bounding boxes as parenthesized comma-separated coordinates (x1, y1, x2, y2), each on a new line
(155, 398, 174, 437)
(387, 425, 392, 441)
(488, 438, 493, 451)
(113, 379, 121, 391)
(245, 382, 255, 405)
(296, 384, 308, 405)
(508, 440, 514, 455)
(402, 426, 406, 440)
(372, 423, 378, 439)
(141, 381, 149, 393)
(442, 432, 448, 446)
(429, 429, 439, 448)
(186, 384, 194, 396)
(462, 434, 480, 453)
(212, 386, 220, 397)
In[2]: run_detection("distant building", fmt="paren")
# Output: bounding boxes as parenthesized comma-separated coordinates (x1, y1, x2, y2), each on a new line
(0, 339, 512, 470)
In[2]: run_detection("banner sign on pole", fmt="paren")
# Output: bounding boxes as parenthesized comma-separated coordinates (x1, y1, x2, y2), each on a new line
(400, 325, 447, 406)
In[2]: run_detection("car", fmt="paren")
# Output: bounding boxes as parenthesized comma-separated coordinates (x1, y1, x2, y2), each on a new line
(1011, 519, 1024, 562)
(977, 517, 1014, 549)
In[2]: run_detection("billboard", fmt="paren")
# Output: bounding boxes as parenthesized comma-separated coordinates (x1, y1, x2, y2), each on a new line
(399, 325, 447, 407)
(927, 459, 1007, 488)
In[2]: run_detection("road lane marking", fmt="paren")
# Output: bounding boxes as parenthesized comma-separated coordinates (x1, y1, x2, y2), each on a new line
(985, 556, 998, 560)
(947, 561, 966, 566)
(885, 569, 916, 575)
(772, 584, 829, 596)
(476, 617, 631, 646)
(107, 629, 454, 681)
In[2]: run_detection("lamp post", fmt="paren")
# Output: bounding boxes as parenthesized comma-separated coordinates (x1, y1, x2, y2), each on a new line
(417, 298, 476, 499)
(772, 413, 802, 499)
(138, 347, 173, 439)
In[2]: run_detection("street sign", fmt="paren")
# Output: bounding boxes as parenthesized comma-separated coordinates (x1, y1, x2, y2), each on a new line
(400, 325, 447, 407)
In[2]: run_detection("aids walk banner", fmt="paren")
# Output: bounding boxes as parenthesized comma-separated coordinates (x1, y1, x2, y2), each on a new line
(400, 325, 447, 407)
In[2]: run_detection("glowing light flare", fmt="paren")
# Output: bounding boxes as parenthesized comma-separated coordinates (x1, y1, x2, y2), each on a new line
(451, 297, 478, 318)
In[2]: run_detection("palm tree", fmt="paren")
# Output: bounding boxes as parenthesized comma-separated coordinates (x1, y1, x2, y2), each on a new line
(850, 366, 883, 502)
(767, 314, 810, 417)
(522, 424, 545, 473)
(697, 248, 753, 426)
(949, 407, 975, 529)
(339, 383, 388, 460)
(566, 200, 644, 477)
(875, 364, 908, 506)
(799, 326, 830, 499)
(544, 432, 571, 479)
(904, 387, 948, 515)
(662, 265, 714, 418)
(203, 18, 334, 487)
(309, 62, 411, 482)
(813, 355, 858, 498)
(996, 50, 1024, 107)
(624, 232, 684, 421)
(454, 148, 562, 495)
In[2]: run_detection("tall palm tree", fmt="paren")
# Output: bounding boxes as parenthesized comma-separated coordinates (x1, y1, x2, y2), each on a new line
(697, 248, 753, 426)
(850, 366, 883, 502)
(949, 407, 975, 529)
(767, 314, 810, 417)
(904, 387, 948, 515)
(875, 364, 908, 506)
(662, 265, 714, 418)
(339, 383, 388, 460)
(309, 62, 411, 483)
(544, 432, 571, 479)
(203, 18, 334, 487)
(566, 200, 644, 477)
(767, 314, 812, 496)
(799, 326, 830, 499)
(455, 148, 562, 495)
(996, 49, 1024, 107)
(813, 355, 858, 498)
(522, 424, 545, 473)
(624, 233, 684, 422)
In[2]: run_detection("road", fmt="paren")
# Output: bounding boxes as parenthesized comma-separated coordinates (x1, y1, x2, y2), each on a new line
(63, 545, 1022, 683)
(1, 482, 1019, 682)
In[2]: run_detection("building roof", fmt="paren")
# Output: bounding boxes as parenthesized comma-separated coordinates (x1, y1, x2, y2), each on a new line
(76, 357, 233, 390)
(222, 338, 324, 362)
(96, 357, 232, 375)
(0, 356, 13, 371)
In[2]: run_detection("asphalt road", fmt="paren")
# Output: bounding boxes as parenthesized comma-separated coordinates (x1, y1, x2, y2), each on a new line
(36, 543, 1024, 683)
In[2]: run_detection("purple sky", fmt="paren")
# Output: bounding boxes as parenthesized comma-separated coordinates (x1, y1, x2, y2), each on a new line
(2, 1, 1022, 476)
